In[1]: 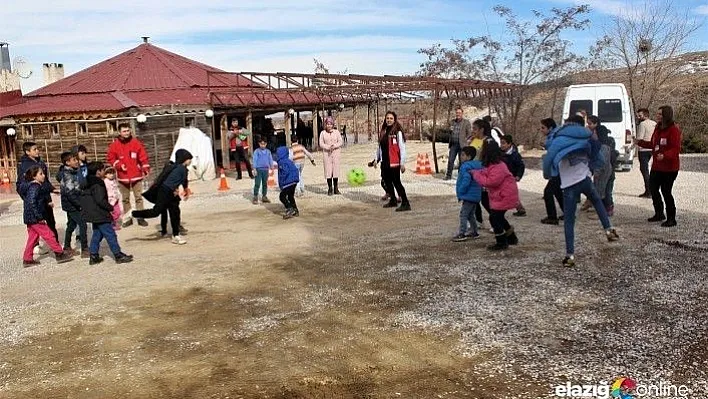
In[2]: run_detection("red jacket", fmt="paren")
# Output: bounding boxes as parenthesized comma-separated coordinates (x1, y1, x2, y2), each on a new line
(472, 162, 519, 211)
(106, 136, 151, 185)
(637, 124, 681, 172)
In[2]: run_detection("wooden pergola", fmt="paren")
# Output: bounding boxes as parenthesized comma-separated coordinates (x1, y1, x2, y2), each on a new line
(207, 71, 521, 173)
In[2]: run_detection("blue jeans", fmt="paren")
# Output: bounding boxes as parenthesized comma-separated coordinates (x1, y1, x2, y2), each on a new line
(562, 176, 612, 255)
(295, 163, 305, 193)
(64, 211, 88, 249)
(253, 169, 269, 197)
(90, 222, 122, 255)
(446, 142, 461, 178)
(638, 151, 651, 193)
(459, 201, 478, 235)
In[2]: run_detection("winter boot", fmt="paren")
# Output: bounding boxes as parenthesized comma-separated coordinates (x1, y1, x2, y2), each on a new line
(648, 213, 666, 222)
(137, 218, 148, 227)
(89, 254, 104, 265)
(662, 207, 677, 227)
(333, 178, 341, 195)
(505, 227, 519, 245)
(114, 252, 134, 264)
(291, 207, 300, 217)
(487, 234, 509, 251)
(55, 251, 74, 264)
(395, 201, 411, 212)
(327, 178, 333, 196)
(283, 208, 294, 219)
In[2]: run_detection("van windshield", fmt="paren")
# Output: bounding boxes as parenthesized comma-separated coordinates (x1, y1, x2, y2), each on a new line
(569, 100, 593, 117)
(599, 99, 623, 123)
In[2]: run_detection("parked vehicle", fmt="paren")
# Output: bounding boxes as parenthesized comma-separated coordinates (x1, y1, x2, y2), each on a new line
(562, 83, 636, 171)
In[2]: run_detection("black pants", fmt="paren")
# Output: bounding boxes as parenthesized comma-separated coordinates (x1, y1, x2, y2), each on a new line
(475, 191, 491, 224)
(638, 151, 652, 193)
(279, 185, 297, 209)
(543, 176, 564, 219)
(132, 188, 181, 236)
(381, 166, 409, 204)
(65, 211, 88, 249)
(232, 147, 253, 178)
(160, 196, 182, 235)
(43, 204, 58, 242)
(489, 209, 511, 235)
(649, 170, 678, 220)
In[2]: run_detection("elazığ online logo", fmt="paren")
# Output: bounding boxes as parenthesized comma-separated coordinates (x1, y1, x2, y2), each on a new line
(554, 377, 690, 398)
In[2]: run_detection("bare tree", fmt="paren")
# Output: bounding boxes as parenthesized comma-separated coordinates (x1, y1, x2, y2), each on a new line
(418, 5, 590, 133)
(589, 0, 702, 109)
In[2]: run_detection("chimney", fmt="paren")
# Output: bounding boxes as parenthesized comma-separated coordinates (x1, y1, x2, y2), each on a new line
(142, 36, 150, 43)
(43, 63, 65, 85)
(0, 43, 11, 72)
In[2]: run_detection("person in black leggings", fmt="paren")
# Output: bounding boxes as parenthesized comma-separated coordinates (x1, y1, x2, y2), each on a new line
(370, 111, 411, 212)
(539, 118, 564, 225)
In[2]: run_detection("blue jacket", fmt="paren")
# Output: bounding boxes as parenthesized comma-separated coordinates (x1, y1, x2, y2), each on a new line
(456, 160, 483, 202)
(57, 165, 84, 213)
(276, 146, 299, 188)
(19, 181, 46, 225)
(16, 155, 54, 202)
(253, 148, 274, 170)
(543, 123, 593, 179)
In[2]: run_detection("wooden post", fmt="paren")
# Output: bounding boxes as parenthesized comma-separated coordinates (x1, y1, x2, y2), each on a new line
(312, 109, 319, 151)
(367, 102, 371, 142)
(416, 100, 422, 142)
(284, 110, 292, 147)
(209, 114, 217, 178)
(220, 114, 228, 169)
(353, 105, 358, 144)
(246, 111, 253, 157)
(432, 91, 439, 174)
(153, 134, 158, 170)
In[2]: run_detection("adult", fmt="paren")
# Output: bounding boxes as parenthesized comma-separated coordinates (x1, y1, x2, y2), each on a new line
(635, 105, 681, 227)
(543, 115, 619, 267)
(540, 118, 564, 225)
(227, 119, 254, 180)
(319, 116, 344, 196)
(482, 115, 503, 145)
(107, 123, 150, 227)
(587, 115, 617, 216)
(444, 106, 472, 180)
(373, 111, 411, 212)
(635, 108, 657, 198)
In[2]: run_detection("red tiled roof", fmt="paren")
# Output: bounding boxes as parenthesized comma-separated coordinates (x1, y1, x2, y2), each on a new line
(0, 90, 23, 107)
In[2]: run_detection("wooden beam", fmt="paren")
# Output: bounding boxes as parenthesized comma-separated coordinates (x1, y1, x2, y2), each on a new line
(284, 110, 292, 147)
(352, 105, 358, 144)
(432, 90, 439, 174)
(246, 111, 253, 157)
(220, 114, 229, 169)
(312, 109, 319, 151)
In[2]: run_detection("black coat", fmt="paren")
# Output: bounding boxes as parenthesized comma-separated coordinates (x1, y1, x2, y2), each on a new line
(502, 146, 525, 180)
(80, 175, 114, 224)
(16, 155, 54, 202)
(19, 181, 45, 225)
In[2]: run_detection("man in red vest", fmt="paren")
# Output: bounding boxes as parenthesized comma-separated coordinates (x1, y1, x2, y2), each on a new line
(227, 119, 254, 180)
(107, 123, 150, 227)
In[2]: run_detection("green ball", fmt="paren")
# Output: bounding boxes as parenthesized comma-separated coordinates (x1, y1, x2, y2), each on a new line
(347, 168, 366, 186)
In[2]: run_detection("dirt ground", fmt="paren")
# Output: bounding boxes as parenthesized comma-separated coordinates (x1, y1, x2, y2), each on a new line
(1, 142, 707, 398)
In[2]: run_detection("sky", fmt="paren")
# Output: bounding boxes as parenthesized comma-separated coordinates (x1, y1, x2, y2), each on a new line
(2, 0, 707, 93)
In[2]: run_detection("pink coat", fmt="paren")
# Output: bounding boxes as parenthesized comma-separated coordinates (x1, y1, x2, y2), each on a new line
(319, 129, 343, 178)
(471, 162, 519, 211)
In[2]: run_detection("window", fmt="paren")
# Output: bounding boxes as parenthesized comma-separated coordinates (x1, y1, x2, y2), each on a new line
(50, 124, 60, 138)
(77, 122, 88, 136)
(107, 121, 118, 133)
(184, 116, 195, 127)
(569, 100, 593, 118)
(598, 99, 623, 123)
(22, 125, 33, 138)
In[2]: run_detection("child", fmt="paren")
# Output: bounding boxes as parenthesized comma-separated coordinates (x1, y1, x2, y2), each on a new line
(289, 136, 316, 196)
(500, 135, 527, 217)
(453, 146, 483, 242)
(19, 166, 74, 267)
(80, 162, 134, 264)
(276, 146, 300, 219)
(252, 137, 275, 204)
(132, 149, 193, 245)
(471, 140, 520, 251)
(103, 167, 123, 230)
(71, 144, 89, 178)
(57, 151, 89, 257)
(158, 159, 189, 239)
(16, 142, 58, 248)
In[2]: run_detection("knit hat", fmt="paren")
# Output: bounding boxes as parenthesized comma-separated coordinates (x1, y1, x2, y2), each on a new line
(175, 149, 193, 164)
(325, 116, 335, 126)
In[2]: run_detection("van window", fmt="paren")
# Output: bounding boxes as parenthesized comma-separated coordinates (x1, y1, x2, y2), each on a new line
(569, 100, 593, 118)
(598, 99, 623, 123)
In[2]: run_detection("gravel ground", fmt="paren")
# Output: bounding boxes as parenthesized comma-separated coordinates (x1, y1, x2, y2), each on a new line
(0, 142, 706, 398)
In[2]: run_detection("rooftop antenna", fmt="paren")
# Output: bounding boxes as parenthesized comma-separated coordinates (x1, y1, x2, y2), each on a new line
(13, 56, 33, 79)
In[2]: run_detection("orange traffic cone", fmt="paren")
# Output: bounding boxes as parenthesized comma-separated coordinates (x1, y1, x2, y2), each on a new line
(415, 153, 425, 175)
(421, 154, 433, 175)
(267, 169, 276, 188)
(217, 168, 229, 191)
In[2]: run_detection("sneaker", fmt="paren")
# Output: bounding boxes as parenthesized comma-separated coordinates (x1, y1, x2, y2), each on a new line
(541, 217, 560, 225)
(661, 220, 677, 227)
(442, 176, 451, 181)
(23, 260, 40, 268)
(606, 228, 620, 242)
(638, 192, 651, 198)
(291, 208, 300, 217)
(114, 252, 134, 264)
(487, 242, 509, 251)
(464, 231, 481, 239)
(171, 235, 187, 245)
(81, 248, 90, 259)
(252, 197, 259, 205)
(261, 196, 271, 203)
(283, 209, 294, 219)
(562, 255, 575, 267)
(452, 234, 469, 242)
(395, 203, 411, 212)
(137, 218, 148, 227)
(381, 194, 390, 201)
(122, 219, 134, 228)
(648, 214, 666, 222)
(157, 231, 169, 239)
(513, 210, 527, 217)
(178, 225, 188, 234)
(33, 245, 50, 256)
(55, 251, 74, 264)
(89, 254, 104, 265)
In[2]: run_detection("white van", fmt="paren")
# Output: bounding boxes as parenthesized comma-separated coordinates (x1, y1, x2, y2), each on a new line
(562, 83, 636, 171)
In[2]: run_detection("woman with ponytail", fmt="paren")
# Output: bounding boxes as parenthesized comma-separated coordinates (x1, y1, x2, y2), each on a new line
(370, 111, 411, 212)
